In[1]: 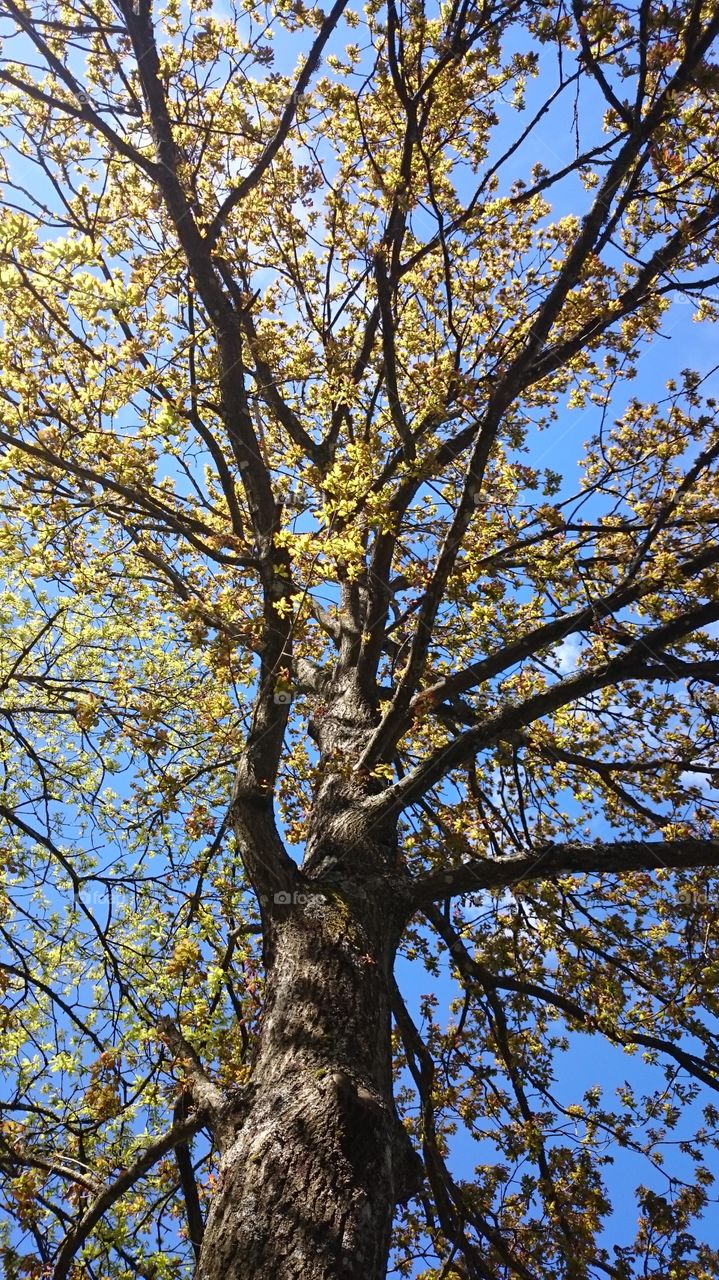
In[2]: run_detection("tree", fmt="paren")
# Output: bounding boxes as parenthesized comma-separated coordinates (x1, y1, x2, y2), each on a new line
(2, 0, 719, 1274)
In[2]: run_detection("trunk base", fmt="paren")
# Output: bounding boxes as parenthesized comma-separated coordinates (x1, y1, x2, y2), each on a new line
(196, 886, 414, 1280)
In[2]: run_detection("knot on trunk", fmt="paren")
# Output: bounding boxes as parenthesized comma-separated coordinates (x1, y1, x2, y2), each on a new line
(328, 1071, 424, 1206)
(391, 1121, 425, 1206)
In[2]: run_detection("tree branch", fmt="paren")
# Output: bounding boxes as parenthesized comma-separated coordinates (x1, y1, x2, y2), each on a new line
(366, 597, 719, 818)
(425, 904, 719, 1094)
(391, 974, 538, 1280)
(408, 488, 719, 714)
(412, 838, 719, 907)
(173, 1095, 205, 1260)
(206, 0, 351, 247)
(51, 1115, 206, 1280)
(156, 1017, 226, 1121)
(0, 5, 159, 178)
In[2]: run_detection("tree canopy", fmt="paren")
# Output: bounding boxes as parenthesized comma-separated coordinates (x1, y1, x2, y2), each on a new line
(2, 0, 719, 1276)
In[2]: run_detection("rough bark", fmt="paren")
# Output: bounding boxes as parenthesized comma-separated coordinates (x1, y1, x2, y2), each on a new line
(195, 865, 416, 1280)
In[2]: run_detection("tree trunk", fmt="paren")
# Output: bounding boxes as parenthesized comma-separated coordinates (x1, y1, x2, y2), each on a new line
(195, 875, 413, 1280)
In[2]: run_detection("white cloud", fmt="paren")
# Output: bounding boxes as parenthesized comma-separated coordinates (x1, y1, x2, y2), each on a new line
(553, 634, 584, 674)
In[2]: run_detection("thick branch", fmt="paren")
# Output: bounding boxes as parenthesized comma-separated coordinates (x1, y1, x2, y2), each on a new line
(117, 0, 278, 549)
(173, 1096, 205, 1260)
(366, 597, 719, 818)
(157, 1017, 226, 1121)
(412, 838, 719, 907)
(405, 451, 719, 716)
